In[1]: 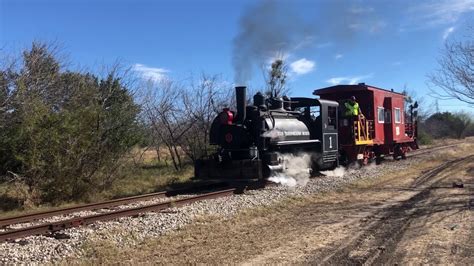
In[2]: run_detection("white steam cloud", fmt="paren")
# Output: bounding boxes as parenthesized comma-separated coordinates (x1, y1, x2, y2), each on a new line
(320, 166, 346, 177)
(268, 153, 313, 187)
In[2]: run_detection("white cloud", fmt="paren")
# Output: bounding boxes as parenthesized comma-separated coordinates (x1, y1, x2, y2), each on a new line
(369, 21, 387, 33)
(348, 19, 386, 33)
(349, 6, 375, 14)
(408, 0, 474, 27)
(442, 26, 455, 40)
(316, 42, 333, 48)
(335, 54, 343, 60)
(290, 58, 315, 75)
(349, 23, 362, 30)
(326, 73, 374, 85)
(294, 36, 315, 50)
(133, 63, 169, 82)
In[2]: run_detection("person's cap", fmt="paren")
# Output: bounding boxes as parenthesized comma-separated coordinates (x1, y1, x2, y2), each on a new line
(351, 96, 356, 100)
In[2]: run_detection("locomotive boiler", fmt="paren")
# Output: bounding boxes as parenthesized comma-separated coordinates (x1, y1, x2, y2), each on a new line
(194, 86, 339, 180)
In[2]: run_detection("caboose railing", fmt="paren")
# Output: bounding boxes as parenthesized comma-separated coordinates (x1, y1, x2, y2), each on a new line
(405, 123, 415, 138)
(353, 117, 374, 145)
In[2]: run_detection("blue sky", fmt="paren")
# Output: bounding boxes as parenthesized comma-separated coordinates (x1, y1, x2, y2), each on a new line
(1, 0, 473, 112)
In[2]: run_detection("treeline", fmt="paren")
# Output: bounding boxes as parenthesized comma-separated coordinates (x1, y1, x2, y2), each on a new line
(418, 111, 474, 144)
(0, 43, 230, 206)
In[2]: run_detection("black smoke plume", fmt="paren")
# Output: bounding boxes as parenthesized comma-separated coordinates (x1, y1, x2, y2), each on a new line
(232, 0, 384, 84)
(232, 0, 312, 84)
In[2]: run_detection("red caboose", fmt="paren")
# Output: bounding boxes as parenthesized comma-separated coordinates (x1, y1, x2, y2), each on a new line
(314, 83, 419, 164)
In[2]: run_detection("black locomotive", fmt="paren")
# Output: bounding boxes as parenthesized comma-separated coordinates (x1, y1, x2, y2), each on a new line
(195, 86, 339, 180)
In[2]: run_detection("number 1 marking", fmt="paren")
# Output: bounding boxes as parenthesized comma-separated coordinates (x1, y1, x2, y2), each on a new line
(329, 136, 333, 149)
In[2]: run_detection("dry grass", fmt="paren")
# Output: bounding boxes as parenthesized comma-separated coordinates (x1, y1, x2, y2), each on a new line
(70, 140, 474, 264)
(0, 147, 194, 218)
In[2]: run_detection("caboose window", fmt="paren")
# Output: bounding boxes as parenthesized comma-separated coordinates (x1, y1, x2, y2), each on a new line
(377, 107, 384, 123)
(394, 108, 401, 123)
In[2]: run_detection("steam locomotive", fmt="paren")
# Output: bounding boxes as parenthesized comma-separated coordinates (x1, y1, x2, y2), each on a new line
(194, 86, 339, 180)
(195, 84, 419, 180)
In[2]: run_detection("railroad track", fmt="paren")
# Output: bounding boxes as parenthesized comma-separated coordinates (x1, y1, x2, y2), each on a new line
(0, 142, 463, 243)
(0, 188, 238, 242)
(372, 142, 465, 164)
(0, 191, 168, 228)
(0, 181, 231, 229)
(409, 142, 464, 158)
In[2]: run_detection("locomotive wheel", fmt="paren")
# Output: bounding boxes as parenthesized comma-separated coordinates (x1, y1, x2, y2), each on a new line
(393, 145, 403, 160)
(393, 146, 398, 160)
(362, 157, 369, 165)
(355, 157, 369, 167)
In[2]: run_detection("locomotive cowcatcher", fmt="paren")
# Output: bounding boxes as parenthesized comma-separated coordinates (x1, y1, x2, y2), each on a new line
(194, 86, 339, 180)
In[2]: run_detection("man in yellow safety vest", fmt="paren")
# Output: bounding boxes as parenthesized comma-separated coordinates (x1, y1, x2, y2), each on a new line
(345, 96, 360, 117)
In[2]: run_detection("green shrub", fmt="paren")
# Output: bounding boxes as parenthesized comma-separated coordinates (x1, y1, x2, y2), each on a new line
(0, 43, 141, 205)
(417, 128, 433, 145)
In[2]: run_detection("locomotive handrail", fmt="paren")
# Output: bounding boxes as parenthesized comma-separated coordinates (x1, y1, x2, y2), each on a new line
(268, 109, 302, 115)
(274, 139, 320, 145)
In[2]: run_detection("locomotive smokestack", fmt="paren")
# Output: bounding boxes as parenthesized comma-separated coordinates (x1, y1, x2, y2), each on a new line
(235, 86, 247, 123)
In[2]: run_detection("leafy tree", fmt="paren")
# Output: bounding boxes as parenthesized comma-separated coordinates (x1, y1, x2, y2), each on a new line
(0, 43, 141, 204)
(423, 112, 471, 139)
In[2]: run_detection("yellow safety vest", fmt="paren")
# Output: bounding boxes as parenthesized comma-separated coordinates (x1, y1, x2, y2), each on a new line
(345, 101, 359, 116)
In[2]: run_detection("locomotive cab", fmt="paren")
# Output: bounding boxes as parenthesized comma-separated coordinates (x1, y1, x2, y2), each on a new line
(290, 98, 339, 169)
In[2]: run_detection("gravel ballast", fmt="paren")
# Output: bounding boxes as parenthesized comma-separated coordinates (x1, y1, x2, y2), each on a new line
(0, 155, 429, 263)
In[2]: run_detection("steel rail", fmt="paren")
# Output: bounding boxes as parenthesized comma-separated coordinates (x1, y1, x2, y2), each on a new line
(409, 143, 464, 158)
(0, 191, 168, 228)
(0, 188, 237, 242)
(410, 154, 474, 188)
(0, 181, 229, 228)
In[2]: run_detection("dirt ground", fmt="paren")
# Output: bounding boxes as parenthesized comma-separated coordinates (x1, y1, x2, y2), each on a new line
(79, 144, 474, 265)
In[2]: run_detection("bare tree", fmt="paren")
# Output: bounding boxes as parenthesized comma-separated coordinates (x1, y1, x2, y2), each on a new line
(401, 84, 430, 119)
(263, 58, 290, 98)
(141, 79, 194, 171)
(181, 74, 231, 162)
(429, 30, 474, 105)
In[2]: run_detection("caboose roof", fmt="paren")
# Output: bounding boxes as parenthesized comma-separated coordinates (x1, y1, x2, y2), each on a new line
(313, 83, 406, 97)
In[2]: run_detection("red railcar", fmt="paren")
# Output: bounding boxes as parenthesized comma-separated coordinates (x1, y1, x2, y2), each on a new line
(314, 83, 419, 164)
